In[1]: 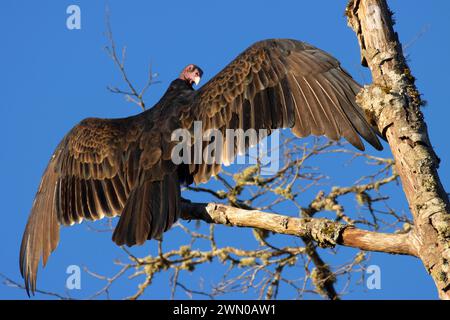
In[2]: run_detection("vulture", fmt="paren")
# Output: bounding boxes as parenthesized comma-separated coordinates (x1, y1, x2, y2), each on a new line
(20, 39, 383, 295)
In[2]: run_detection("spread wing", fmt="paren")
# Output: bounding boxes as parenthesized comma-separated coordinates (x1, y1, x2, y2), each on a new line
(182, 39, 382, 184)
(20, 38, 383, 295)
(19, 113, 181, 295)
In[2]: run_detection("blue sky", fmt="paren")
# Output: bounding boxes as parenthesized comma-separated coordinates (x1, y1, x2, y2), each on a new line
(0, 0, 449, 299)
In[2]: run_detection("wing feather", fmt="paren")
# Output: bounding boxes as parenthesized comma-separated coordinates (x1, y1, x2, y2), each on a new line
(21, 38, 383, 295)
(20, 111, 179, 294)
(185, 39, 383, 182)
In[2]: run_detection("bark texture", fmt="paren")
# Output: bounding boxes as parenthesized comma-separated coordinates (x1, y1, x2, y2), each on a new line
(181, 202, 417, 256)
(346, 0, 450, 299)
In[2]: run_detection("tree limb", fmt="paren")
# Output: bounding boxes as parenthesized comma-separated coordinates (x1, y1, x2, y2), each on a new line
(180, 201, 417, 256)
(104, 8, 158, 110)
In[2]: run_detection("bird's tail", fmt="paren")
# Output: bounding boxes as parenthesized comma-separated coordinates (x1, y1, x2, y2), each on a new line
(112, 172, 181, 246)
(19, 161, 60, 296)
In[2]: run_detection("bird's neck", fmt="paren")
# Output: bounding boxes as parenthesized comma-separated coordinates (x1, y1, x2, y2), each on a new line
(159, 79, 195, 102)
(172, 78, 194, 91)
(153, 78, 195, 112)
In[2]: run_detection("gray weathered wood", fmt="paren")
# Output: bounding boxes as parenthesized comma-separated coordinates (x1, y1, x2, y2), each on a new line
(346, 0, 450, 299)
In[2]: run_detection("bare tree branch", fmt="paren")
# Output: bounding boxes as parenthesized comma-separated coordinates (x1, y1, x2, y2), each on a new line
(180, 201, 417, 256)
(104, 7, 159, 110)
(0, 273, 73, 300)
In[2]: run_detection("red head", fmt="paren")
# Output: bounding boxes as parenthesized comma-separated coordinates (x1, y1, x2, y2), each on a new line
(179, 64, 203, 86)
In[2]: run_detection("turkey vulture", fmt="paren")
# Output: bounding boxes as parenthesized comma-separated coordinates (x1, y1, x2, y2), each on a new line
(20, 39, 382, 295)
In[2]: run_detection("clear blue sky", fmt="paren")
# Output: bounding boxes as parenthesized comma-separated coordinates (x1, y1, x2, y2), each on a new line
(1, 0, 449, 299)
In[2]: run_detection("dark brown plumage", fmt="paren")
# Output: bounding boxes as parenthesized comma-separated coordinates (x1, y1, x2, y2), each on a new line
(20, 39, 383, 295)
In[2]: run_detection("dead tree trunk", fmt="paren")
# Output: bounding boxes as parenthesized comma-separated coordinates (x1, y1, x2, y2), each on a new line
(346, 0, 450, 299)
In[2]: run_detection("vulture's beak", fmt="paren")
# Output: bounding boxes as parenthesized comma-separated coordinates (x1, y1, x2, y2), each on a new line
(193, 76, 201, 86)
